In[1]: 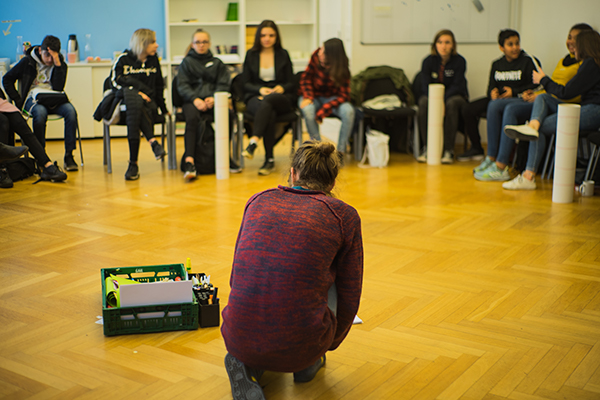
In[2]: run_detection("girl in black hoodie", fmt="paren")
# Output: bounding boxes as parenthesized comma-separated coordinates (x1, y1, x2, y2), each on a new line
(111, 28, 168, 180)
(176, 29, 231, 180)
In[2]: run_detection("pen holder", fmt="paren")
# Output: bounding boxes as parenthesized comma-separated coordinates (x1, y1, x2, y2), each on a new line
(199, 303, 220, 328)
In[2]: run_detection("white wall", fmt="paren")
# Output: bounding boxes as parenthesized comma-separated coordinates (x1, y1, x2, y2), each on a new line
(519, 0, 600, 73)
(349, 0, 600, 99)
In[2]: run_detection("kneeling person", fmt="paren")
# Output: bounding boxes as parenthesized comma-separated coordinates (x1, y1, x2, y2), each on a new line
(221, 140, 364, 399)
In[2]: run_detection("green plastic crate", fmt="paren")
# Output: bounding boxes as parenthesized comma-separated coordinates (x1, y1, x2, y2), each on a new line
(101, 264, 199, 336)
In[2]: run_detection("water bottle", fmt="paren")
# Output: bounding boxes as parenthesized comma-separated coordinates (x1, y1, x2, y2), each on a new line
(84, 34, 93, 59)
(16, 36, 23, 62)
(67, 34, 79, 60)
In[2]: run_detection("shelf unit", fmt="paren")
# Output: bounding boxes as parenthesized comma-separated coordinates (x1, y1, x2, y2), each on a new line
(164, 0, 318, 67)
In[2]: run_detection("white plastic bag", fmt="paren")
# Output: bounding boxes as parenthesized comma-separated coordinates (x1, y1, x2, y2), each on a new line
(359, 128, 389, 168)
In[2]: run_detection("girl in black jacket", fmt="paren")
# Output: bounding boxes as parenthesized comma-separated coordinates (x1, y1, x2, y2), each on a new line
(176, 29, 232, 180)
(110, 28, 168, 180)
(241, 20, 296, 176)
(417, 29, 469, 164)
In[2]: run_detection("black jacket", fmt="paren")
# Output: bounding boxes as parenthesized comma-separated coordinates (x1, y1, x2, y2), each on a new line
(2, 46, 68, 110)
(487, 51, 540, 98)
(241, 47, 295, 103)
(542, 57, 600, 105)
(420, 53, 468, 101)
(110, 49, 167, 114)
(177, 49, 230, 104)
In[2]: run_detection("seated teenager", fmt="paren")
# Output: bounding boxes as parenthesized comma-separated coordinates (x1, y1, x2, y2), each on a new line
(298, 39, 354, 156)
(472, 29, 540, 180)
(3, 35, 80, 171)
(417, 29, 468, 164)
(222, 140, 363, 400)
(177, 29, 240, 181)
(479, 23, 593, 185)
(501, 29, 600, 190)
(241, 20, 296, 176)
(0, 94, 67, 188)
(110, 28, 168, 181)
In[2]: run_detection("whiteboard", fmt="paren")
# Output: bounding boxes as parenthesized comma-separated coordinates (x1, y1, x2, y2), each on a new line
(361, 0, 511, 44)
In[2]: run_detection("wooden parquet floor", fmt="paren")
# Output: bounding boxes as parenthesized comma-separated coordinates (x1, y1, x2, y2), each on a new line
(1, 135, 599, 400)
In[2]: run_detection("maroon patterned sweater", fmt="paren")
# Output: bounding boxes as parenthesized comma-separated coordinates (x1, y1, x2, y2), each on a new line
(221, 186, 363, 372)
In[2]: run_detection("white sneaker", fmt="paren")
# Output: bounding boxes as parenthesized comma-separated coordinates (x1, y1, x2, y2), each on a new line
(502, 174, 537, 190)
(441, 150, 454, 164)
(504, 124, 539, 141)
(417, 147, 427, 163)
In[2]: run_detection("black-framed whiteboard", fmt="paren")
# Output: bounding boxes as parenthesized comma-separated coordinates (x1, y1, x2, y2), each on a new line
(361, 0, 512, 45)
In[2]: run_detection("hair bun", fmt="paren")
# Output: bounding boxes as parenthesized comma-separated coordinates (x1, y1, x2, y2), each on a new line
(317, 142, 336, 157)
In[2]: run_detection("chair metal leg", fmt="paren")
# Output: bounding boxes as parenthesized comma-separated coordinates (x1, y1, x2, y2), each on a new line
(237, 112, 245, 168)
(584, 144, 599, 182)
(167, 115, 176, 170)
(103, 124, 112, 174)
(541, 134, 555, 180)
(412, 106, 420, 159)
(355, 118, 364, 161)
(76, 122, 84, 166)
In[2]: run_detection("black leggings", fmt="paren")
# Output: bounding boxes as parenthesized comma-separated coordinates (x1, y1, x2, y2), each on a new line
(181, 104, 235, 161)
(460, 97, 489, 150)
(246, 94, 294, 160)
(418, 94, 468, 152)
(126, 96, 156, 162)
(0, 112, 51, 166)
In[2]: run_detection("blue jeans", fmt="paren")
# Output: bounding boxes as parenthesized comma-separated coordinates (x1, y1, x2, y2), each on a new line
(525, 94, 600, 171)
(486, 97, 525, 158)
(24, 97, 78, 154)
(298, 96, 355, 152)
(496, 101, 533, 165)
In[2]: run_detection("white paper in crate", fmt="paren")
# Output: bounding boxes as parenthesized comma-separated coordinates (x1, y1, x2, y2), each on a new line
(359, 129, 389, 168)
(119, 280, 193, 307)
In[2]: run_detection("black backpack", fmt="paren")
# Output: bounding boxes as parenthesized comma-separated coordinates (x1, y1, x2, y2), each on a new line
(4, 157, 39, 181)
(180, 118, 216, 175)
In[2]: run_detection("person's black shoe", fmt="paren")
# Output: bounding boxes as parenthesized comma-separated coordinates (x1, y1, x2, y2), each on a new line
(294, 354, 326, 383)
(40, 162, 67, 182)
(456, 147, 485, 162)
(0, 143, 29, 162)
(183, 162, 197, 181)
(242, 142, 257, 159)
(64, 154, 79, 171)
(151, 141, 167, 160)
(224, 353, 265, 400)
(230, 158, 242, 174)
(258, 159, 274, 176)
(0, 167, 13, 188)
(125, 162, 140, 181)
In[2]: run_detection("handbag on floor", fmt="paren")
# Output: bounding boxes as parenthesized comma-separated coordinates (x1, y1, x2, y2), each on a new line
(359, 128, 390, 168)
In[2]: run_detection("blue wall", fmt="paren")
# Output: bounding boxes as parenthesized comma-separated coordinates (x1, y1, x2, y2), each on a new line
(0, 0, 165, 63)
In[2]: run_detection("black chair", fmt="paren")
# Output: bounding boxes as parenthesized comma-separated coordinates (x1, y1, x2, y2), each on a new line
(101, 77, 171, 174)
(358, 76, 417, 158)
(230, 73, 302, 168)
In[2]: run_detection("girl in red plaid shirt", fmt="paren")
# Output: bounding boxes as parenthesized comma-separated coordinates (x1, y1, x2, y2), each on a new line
(299, 39, 355, 155)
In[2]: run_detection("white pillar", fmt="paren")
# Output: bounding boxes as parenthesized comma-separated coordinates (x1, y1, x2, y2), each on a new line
(427, 84, 444, 165)
(214, 92, 230, 180)
(552, 104, 581, 203)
